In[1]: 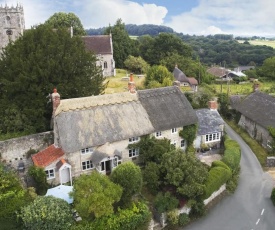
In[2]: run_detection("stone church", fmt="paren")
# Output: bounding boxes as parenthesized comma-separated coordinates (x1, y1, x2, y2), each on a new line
(0, 3, 25, 51)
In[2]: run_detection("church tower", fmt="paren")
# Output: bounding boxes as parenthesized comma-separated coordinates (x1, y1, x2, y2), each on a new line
(0, 3, 25, 51)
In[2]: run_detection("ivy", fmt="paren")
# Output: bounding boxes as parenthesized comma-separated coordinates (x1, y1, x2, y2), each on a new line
(179, 124, 198, 152)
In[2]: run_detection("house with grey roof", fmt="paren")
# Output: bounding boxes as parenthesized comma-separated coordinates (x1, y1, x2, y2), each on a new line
(173, 66, 198, 91)
(35, 85, 197, 185)
(82, 34, 115, 77)
(233, 91, 275, 150)
(194, 101, 225, 150)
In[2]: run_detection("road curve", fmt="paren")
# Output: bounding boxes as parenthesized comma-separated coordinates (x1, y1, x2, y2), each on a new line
(183, 124, 275, 230)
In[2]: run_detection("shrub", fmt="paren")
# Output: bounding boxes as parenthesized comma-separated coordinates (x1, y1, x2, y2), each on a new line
(204, 162, 232, 199)
(28, 166, 48, 195)
(154, 192, 179, 213)
(188, 200, 205, 218)
(178, 213, 190, 226)
(142, 162, 160, 194)
(222, 138, 241, 172)
(271, 188, 275, 206)
(167, 209, 179, 226)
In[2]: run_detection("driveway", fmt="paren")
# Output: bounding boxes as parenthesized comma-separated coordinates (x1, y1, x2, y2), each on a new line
(183, 124, 275, 230)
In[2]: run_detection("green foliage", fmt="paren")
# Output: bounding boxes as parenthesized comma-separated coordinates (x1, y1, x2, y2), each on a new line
(25, 148, 38, 159)
(166, 209, 179, 226)
(161, 150, 208, 199)
(44, 12, 86, 35)
(28, 166, 48, 195)
(105, 19, 135, 68)
(0, 24, 106, 134)
(142, 162, 160, 194)
(204, 162, 232, 199)
(226, 166, 240, 193)
(0, 164, 31, 219)
(270, 188, 275, 206)
(144, 65, 174, 88)
(130, 135, 174, 164)
(218, 93, 231, 118)
(124, 55, 149, 74)
(153, 192, 179, 213)
(184, 87, 214, 109)
(268, 127, 275, 154)
(18, 196, 73, 230)
(178, 213, 190, 226)
(110, 162, 142, 207)
(179, 124, 198, 152)
(72, 172, 122, 219)
(257, 57, 275, 80)
(71, 202, 151, 230)
(222, 138, 241, 173)
(188, 200, 206, 218)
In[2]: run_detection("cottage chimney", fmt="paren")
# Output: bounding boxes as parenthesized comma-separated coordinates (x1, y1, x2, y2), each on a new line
(51, 88, 60, 117)
(128, 73, 136, 94)
(208, 101, 218, 110)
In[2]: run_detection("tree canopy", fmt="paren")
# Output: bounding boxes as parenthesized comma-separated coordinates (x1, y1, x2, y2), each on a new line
(44, 12, 86, 36)
(0, 24, 106, 135)
(72, 172, 122, 219)
(145, 65, 174, 88)
(19, 196, 73, 230)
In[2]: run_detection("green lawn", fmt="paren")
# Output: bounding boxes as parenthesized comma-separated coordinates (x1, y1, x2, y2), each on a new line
(237, 40, 275, 48)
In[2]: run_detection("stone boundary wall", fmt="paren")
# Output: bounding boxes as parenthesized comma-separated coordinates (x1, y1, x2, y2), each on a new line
(0, 131, 54, 169)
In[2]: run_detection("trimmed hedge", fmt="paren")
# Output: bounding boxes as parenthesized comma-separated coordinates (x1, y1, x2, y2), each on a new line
(222, 138, 241, 172)
(204, 162, 232, 199)
(71, 202, 151, 230)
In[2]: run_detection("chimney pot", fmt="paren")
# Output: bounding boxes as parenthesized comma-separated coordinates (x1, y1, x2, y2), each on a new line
(208, 101, 218, 110)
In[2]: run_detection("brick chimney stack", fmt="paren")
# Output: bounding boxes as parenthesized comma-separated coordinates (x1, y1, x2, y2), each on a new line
(51, 88, 60, 117)
(208, 101, 218, 110)
(253, 83, 260, 92)
(128, 73, 136, 94)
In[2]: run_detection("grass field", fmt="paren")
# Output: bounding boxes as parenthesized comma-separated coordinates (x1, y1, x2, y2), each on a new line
(237, 39, 275, 48)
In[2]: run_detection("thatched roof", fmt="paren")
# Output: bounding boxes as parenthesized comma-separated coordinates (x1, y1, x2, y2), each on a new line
(195, 109, 224, 135)
(173, 67, 189, 83)
(54, 86, 197, 153)
(234, 91, 275, 129)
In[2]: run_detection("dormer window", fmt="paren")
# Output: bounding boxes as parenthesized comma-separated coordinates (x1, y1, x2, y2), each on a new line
(129, 137, 139, 143)
(155, 131, 162, 137)
(81, 147, 93, 154)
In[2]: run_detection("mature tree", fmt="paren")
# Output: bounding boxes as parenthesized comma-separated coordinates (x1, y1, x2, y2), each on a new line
(110, 162, 142, 207)
(124, 55, 149, 74)
(0, 24, 106, 135)
(0, 163, 34, 219)
(145, 65, 174, 88)
(19, 196, 73, 230)
(104, 19, 134, 68)
(44, 12, 86, 35)
(257, 57, 275, 80)
(142, 162, 161, 194)
(161, 149, 208, 199)
(139, 33, 192, 65)
(28, 166, 48, 195)
(72, 172, 122, 219)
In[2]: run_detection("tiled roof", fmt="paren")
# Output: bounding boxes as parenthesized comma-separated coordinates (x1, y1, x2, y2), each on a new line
(82, 35, 112, 55)
(32, 145, 64, 167)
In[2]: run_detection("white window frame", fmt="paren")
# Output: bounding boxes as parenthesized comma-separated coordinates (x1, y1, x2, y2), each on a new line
(113, 157, 122, 168)
(155, 131, 162, 137)
(171, 140, 177, 147)
(205, 133, 220, 143)
(82, 160, 93, 171)
(180, 139, 185, 148)
(171, 128, 177, 134)
(129, 137, 139, 143)
(129, 148, 139, 158)
(81, 147, 93, 155)
(45, 168, 55, 180)
(267, 140, 272, 148)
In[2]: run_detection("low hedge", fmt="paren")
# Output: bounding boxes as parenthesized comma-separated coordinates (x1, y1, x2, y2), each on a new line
(222, 138, 241, 172)
(204, 162, 232, 199)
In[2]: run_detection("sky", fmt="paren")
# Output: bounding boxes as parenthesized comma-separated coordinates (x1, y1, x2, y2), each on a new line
(1, 0, 275, 37)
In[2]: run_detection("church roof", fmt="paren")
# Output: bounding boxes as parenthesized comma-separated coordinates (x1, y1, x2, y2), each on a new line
(82, 35, 112, 55)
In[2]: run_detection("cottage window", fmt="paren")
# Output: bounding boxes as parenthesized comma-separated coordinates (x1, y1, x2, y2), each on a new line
(82, 160, 93, 170)
(181, 139, 185, 148)
(171, 140, 177, 147)
(171, 128, 177, 134)
(129, 148, 139, 158)
(45, 169, 55, 179)
(155, 131, 162, 137)
(205, 133, 220, 143)
(267, 140, 272, 148)
(113, 157, 122, 167)
(129, 137, 139, 143)
(81, 147, 93, 154)
(104, 61, 108, 69)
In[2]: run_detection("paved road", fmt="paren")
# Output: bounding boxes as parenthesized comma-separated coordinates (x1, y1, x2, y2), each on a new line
(183, 124, 275, 230)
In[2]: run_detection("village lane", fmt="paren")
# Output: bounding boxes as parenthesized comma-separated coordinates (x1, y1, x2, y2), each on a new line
(183, 124, 275, 230)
